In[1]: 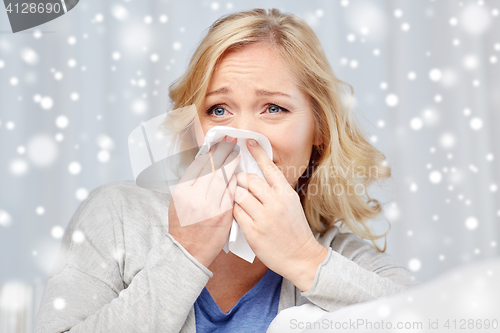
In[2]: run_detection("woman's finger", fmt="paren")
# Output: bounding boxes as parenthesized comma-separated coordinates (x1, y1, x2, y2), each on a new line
(220, 173, 237, 213)
(180, 152, 212, 187)
(196, 137, 236, 187)
(233, 201, 254, 240)
(210, 139, 237, 168)
(246, 139, 289, 188)
(233, 185, 263, 221)
(205, 150, 241, 201)
(235, 172, 269, 205)
(179, 136, 233, 187)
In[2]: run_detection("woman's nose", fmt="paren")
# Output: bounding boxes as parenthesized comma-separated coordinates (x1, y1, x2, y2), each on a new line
(229, 115, 260, 134)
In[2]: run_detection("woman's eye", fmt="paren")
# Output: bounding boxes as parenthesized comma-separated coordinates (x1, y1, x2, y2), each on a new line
(206, 105, 226, 117)
(266, 104, 288, 114)
(206, 104, 288, 116)
(213, 107, 225, 116)
(268, 105, 280, 113)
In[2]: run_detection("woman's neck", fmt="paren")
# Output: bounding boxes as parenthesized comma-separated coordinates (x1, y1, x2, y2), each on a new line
(207, 250, 268, 280)
(205, 251, 270, 313)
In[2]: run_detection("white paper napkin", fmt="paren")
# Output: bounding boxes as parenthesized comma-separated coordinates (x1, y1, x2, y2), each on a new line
(194, 126, 273, 263)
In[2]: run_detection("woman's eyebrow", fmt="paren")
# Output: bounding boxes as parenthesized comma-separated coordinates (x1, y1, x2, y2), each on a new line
(205, 86, 291, 98)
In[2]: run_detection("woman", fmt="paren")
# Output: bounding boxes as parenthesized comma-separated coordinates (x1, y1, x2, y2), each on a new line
(35, 8, 419, 333)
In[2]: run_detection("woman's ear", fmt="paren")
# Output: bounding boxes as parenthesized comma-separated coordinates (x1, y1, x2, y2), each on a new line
(313, 131, 323, 146)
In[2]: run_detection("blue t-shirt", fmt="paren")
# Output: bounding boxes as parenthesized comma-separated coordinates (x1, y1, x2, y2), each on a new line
(194, 269, 283, 332)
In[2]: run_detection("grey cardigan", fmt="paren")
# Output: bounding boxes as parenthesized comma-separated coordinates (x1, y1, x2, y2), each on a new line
(34, 181, 420, 332)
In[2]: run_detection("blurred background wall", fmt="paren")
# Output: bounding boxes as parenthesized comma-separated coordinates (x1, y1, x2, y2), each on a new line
(0, 0, 499, 331)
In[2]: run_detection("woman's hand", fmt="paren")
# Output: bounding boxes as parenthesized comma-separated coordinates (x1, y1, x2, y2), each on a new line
(233, 139, 328, 292)
(168, 136, 240, 268)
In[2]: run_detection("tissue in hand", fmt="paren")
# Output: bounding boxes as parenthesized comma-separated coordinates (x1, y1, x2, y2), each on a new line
(194, 126, 273, 263)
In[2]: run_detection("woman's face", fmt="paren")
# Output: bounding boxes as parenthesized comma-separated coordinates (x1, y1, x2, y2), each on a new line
(200, 43, 319, 188)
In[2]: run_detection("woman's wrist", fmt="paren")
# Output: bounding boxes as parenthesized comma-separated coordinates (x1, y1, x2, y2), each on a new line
(284, 238, 329, 292)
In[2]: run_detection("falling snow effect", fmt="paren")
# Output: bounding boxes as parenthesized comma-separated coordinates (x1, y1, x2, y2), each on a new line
(68, 162, 82, 175)
(0, 2, 499, 330)
(0, 210, 12, 227)
(27, 135, 58, 167)
(9, 159, 29, 176)
(460, 3, 491, 35)
(439, 132, 456, 149)
(51, 226, 64, 239)
(429, 68, 442, 81)
(55, 116, 69, 129)
(36, 206, 45, 215)
(72, 230, 85, 243)
(40, 97, 54, 110)
(429, 171, 442, 184)
(408, 258, 422, 272)
(409, 118, 423, 131)
(20, 48, 39, 65)
(470, 117, 483, 130)
(465, 217, 479, 230)
(53, 298, 66, 310)
(385, 94, 399, 107)
(75, 188, 89, 201)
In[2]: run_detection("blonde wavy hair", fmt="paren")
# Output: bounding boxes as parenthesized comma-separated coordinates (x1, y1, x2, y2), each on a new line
(165, 8, 392, 251)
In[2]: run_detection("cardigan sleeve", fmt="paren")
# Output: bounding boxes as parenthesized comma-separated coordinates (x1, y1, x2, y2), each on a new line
(300, 227, 421, 312)
(34, 185, 211, 333)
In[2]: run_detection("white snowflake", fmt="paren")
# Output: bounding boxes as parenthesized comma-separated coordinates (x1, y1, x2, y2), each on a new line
(465, 217, 478, 230)
(410, 117, 423, 131)
(408, 258, 421, 272)
(51, 226, 64, 239)
(460, 3, 491, 35)
(0, 209, 12, 227)
(53, 298, 66, 310)
(20, 48, 39, 65)
(94, 13, 104, 22)
(385, 94, 398, 107)
(384, 202, 400, 222)
(76, 188, 88, 201)
(429, 171, 442, 184)
(55, 116, 69, 129)
(429, 68, 442, 81)
(36, 206, 45, 215)
(439, 132, 456, 149)
(68, 162, 82, 175)
(470, 117, 483, 130)
(111, 4, 128, 21)
(27, 135, 58, 167)
(72, 230, 85, 243)
(173, 41, 182, 50)
(10, 159, 29, 176)
(97, 150, 110, 163)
